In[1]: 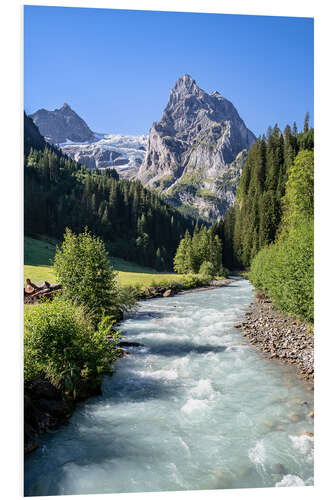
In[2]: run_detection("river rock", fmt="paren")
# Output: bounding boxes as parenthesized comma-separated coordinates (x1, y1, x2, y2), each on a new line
(163, 289, 174, 297)
(37, 399, 73, 420)
(271, 463, 286, 475)
(118, 341, 144, 348)
(299, 431, 314, 437)
(238, 293, 314, 383)
(25, 379, 61, 400)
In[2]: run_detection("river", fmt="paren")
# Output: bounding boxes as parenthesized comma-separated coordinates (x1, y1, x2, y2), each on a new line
(24, 278, 314, 495)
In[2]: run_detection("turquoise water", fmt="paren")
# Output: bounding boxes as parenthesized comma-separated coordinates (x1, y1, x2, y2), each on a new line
(24, 279, 314, 495)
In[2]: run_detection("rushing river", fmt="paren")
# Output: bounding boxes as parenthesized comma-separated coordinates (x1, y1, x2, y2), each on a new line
(24, 279, 314, 496)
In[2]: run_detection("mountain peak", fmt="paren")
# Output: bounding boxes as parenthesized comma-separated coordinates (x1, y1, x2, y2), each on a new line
(30, 103, 94, 144)
(174, 74, 198, 91)
(138, 76, 256, 219)
(61, 102, 72, 111)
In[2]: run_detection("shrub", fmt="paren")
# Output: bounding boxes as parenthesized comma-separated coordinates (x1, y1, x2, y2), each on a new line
(24, 297, 120, 398)
(180, 274, 209, 289)
(54, 228, 136, 323)
(199, 261, 215, 280)
(250, 219, 313, 322)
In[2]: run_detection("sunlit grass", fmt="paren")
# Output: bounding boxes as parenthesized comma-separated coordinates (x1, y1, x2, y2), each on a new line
(24, 236, 183, 289)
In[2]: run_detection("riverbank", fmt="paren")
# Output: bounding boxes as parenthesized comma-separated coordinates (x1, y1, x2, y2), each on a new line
(237, 293, 314, 387)
(24, 374, 110, 455)
(139, 277, 235, 300)
(178, 278, 235, 295)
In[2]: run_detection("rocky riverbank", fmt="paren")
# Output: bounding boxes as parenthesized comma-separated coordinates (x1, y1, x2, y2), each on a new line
(236, 292, 314, 387)
(24, 377, 104, 455)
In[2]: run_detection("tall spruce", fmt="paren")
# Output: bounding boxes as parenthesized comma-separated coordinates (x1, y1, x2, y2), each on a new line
(221, 118, 314, 268)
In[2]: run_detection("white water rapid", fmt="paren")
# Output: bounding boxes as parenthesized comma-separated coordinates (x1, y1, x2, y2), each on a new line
(24, 279, 314, 495)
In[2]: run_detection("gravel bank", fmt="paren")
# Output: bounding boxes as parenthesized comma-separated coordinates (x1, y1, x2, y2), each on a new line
(236, 295, 314, 387)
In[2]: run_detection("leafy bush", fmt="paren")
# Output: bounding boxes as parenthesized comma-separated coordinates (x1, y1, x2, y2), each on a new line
(24, 297, 120, 398)
(180, 274, 210, 289)
(250, 219, 313, 322)
(54, 228, 136, 323)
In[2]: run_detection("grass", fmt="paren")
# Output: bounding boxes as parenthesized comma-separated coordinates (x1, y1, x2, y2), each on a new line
(24, 236, 183, 289)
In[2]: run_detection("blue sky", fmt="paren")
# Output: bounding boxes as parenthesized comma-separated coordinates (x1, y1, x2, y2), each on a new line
(24, 6, 313, 136)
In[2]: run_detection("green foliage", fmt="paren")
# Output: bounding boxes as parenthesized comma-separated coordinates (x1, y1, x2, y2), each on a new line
(281, 150, 314, 230)
(250, 220, 313, 322)
(199, 261, 215, 279)
(180, 273, 210, 289)
(24, 297, 120, 398)
(222, 117, 314, 268)
(54, 228, 119, 322)
(174, 226, 222, 276)
(249, 147, 314, 322)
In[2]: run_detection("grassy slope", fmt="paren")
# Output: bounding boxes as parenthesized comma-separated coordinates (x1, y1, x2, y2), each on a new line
(24, 236, 183, 288)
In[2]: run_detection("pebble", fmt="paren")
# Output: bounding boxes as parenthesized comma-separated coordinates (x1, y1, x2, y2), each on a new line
(239, 296, 314, 384)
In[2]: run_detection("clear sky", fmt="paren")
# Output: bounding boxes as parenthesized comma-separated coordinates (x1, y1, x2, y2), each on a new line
(24, 6, 313, 137)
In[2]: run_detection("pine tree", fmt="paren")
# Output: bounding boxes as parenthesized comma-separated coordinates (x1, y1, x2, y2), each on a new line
(304, 112, 310, 133)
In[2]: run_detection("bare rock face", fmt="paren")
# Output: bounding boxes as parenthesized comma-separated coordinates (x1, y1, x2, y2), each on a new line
(138, 74, 256, 218)
(30, 103, 95, 144)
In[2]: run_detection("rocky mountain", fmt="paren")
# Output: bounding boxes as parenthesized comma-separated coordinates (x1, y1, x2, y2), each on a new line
(60, 134, 148, 179)
(30, 103, 148, 178)
(138, 74, 256, 218)
(30, 103, 95, 144)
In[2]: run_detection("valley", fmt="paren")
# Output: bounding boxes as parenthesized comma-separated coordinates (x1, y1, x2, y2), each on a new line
(22, 7, 315, 496)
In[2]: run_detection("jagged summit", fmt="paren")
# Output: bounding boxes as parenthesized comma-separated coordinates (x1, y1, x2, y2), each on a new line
(174, 74, 198, 90)
(138, 75, 256, 218)
(60, 102, 72, 111)
(30, 103, 94, 144)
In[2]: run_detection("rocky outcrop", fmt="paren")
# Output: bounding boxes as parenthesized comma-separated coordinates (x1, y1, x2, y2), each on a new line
(24, 377, 103, 455)
(30, 103, 94, 144)
(138, 74, 256, 218)
(24, 380, 74, 455)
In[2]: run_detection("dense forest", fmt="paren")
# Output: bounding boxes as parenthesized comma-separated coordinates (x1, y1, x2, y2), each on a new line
(24, 114, 202, 270)
(221, 117, 314, 269)
(219, 115, 314, 322)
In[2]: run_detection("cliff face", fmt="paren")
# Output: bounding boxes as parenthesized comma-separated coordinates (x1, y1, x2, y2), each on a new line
(30, 103, 95, 144)
(138, 74, 256, 218)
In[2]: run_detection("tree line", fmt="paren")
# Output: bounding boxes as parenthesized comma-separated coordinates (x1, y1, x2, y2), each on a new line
(218, 114, 314, 322)
(221, 116, 314, 269)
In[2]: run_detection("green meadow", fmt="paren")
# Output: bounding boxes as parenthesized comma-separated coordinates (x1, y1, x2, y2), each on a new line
(24, 236, 183, 288)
